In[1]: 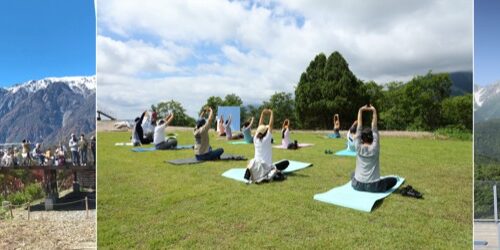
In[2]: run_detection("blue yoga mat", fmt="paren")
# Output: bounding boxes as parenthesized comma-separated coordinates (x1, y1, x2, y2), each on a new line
(335, 149, 356, 157)
(228, 140, 252, 145)
(221, 160, 313, 183)
(313, 176, 405, 212)
(327, 133, 341, 139)
(131, 145, 193, 152)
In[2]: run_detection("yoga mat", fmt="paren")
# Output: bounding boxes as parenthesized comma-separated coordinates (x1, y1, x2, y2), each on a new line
(131, 145, 194, 152)
(228, 140, 252, 145)
(327, 134, 341, 139)
(273, 143, 314, 149)
(335, 149, 357, 157)
(313, 176, 405, 212)
(166, 154, 247, 165)
(221, 160, 313, 183)
(114, 137, 174, 147)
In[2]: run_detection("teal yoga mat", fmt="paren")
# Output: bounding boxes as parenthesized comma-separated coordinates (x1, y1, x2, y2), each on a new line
(335, 149, 356, 157)
(313, 176, 405, 212)
(327, 133, 341, 139)
(228, 140, 252, 145)
(131, 145, 193, 152)
(221, 160, 313, 183)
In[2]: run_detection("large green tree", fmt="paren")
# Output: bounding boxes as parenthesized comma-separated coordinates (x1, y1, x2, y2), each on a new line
(382, 72, 452, 130)
(441, 94, 472, 130)
(295, 52, 366, 129)
(153, 100, 195, 127)
(266, 92, 296, 129)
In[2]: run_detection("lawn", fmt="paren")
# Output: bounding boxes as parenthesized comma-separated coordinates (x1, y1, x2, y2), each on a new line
(97, 130, 472, 249)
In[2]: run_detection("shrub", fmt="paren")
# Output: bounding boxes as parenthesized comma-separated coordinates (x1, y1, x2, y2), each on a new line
(7, 192, 29, 205)
(434, 125, 472, 140)
(25, 183, 44, 201)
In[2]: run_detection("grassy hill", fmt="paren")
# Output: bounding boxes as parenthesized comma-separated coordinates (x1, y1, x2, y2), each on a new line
(97, 130, 471, 248)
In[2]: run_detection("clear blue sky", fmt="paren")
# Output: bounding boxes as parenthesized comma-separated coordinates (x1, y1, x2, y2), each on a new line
(0, 0, 95, 87)
(475, 0, 500, 86)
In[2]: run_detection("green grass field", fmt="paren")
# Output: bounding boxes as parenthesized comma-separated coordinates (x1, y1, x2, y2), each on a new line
(97, 130, 471, 249)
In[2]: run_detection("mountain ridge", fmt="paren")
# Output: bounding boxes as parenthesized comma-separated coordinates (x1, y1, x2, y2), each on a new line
(0, 76, 96, 145)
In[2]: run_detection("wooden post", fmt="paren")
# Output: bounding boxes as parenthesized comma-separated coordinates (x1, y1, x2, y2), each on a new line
(27, 202, 31, 221)
(9, 204, 13, 219)
(85, 196, 89, 218)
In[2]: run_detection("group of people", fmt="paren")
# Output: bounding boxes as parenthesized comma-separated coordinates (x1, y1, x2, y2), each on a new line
(194, 104, 405, 194)
(217, 115, 244, 140)
(131, 104, 411, 195)
(0, 134, 96, 167)
(131, 109, 178, 150)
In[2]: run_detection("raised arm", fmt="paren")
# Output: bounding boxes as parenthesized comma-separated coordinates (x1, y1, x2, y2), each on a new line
(268, 109, 274, 132)
(370, 106, 378, 129)
(166, 113, 174, 125)
(356, 106, 366, 138)
(259, 109, 266, 126)
(249, 117, 254, 127)
(139, 111, 147, 124)
(227, 115, 232, 125)
(207, 107, 214, 124)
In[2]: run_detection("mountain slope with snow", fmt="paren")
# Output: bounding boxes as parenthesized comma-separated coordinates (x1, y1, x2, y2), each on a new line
(0, 76, 96, 145)
(474, 82, 500, 122)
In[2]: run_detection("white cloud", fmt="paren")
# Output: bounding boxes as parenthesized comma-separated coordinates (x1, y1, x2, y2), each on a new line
(96, 0, 472, 118)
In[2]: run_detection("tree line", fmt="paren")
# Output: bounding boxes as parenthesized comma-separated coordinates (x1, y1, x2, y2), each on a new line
(152, 51, 471, 131)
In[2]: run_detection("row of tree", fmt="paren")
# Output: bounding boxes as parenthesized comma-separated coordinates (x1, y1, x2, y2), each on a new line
(151, 51, 471, 131)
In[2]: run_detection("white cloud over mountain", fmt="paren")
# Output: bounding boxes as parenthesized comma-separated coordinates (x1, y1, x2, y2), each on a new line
(97, 0, 472, 118)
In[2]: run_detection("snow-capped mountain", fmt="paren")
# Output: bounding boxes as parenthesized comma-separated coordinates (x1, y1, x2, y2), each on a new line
(474, 82, 500, 122)
(6, 76, 95, 96)
(0, 76, 96, 145)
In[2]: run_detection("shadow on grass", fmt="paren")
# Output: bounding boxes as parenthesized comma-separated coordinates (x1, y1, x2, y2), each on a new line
(285, 172, 310, 178)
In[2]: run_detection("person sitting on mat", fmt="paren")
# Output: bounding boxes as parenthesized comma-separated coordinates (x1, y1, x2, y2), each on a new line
(217, 115, 226, 137)
(132, 111, 153, 146)
(346, 120, 357, 151)
(351, 105, 397, 193)
(223, 115, 243, 140)
(244, 109, 289, 183)
(153, 113, 177, 150)
(241, 117, 254, 143)
(194, 107, 224, 161)
(333, 114, 341, 138)
(281, 119, 298, 149)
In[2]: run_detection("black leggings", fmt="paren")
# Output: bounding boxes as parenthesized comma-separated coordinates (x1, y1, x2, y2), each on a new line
(274, 160, 289, 171)
(351, 175, 398, 193)
(155, 138, 178, 150)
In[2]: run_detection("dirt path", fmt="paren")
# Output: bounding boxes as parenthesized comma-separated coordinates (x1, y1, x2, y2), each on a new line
(0, 209, 96, 249)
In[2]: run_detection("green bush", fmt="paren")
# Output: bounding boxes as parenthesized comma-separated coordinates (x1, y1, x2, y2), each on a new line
(7, 192, 29, 205)
(434, 125, 472, 140)
(441, 94, 472, 130)
(5, 182, 45, 206)
(25, 183, 44, 201)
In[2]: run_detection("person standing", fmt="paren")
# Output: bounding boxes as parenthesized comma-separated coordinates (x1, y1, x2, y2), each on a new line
(90, 135, 96, 165)
(79, 134, 88, 166)
(21, 139, 31, 166)
(69, 134, 79, 166)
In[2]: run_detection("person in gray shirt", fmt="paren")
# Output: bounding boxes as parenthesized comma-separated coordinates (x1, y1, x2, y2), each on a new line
(351, 105, 397, 192)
